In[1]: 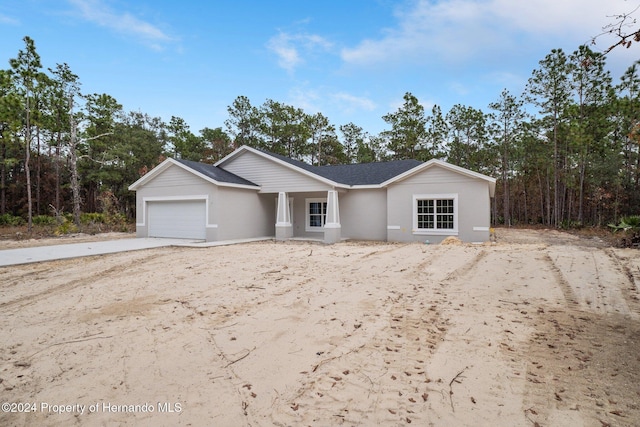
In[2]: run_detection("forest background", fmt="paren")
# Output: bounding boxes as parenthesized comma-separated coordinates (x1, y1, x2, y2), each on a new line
(1, 35, 639, 238)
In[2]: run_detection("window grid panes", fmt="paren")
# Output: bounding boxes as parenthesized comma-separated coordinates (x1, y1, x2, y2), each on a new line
(417, 200, 434, 229)
(417, 198, 454, 230)
(436, 199, 454, 229)
(309, 202, 327, 228)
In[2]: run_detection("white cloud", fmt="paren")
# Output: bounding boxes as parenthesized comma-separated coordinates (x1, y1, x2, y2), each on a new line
(331, 92, 377, 113)
(341, 0, 636, 66)
(267, 32, 302, 72)
(67, 0, 173, 49)
(449, 81, 469, 96)
(286, 87, 376, 117)
(0, 13, 20, 25)
(267, 31, 333, 72)
(288, 86, 321, 112)
(491, 0, 634, 36)
(484, 71, 528, 92)
(341, 0, 495, 65)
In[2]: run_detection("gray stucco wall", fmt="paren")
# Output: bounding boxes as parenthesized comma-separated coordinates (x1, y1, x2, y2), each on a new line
(339, 188, 387, 241)
(134, 163, 271, 242)
(215, 188, 274, 240)
(288, 191, 326, 239)
(386, 166, 491, 243)
(284, 189, 387, 241)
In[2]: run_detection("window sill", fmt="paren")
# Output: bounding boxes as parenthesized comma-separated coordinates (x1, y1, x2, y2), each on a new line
(412, 229, 458, 236)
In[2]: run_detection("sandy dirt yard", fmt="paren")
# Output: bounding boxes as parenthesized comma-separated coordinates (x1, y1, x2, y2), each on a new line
(1, 229, 639, 427)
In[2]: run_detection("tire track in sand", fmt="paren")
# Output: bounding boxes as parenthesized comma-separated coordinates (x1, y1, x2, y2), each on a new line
(268, 246, 486, 426)
(441, 249, 489, 283)
(603, 248, 640, 314)
(541, 251, 579, 307)
(0, 252, 163, 310)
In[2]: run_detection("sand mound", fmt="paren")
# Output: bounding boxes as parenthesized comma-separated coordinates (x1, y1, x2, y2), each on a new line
(440, 236, 463, 245)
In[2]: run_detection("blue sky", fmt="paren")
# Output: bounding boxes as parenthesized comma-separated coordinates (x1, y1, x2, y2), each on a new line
(2, 0, 639, 137)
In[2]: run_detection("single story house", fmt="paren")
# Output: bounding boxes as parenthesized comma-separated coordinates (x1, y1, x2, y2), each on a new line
(128, 145, 496, 244)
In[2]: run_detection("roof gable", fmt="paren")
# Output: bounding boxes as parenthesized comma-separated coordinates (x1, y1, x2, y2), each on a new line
(217, 146, 343, 188)
(128, 157, 259, 191)
(383, 158, 496, 196)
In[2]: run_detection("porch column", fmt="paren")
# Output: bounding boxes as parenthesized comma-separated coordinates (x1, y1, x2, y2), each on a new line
(275, 192, 293, 240)
(324, 190, 341, 244)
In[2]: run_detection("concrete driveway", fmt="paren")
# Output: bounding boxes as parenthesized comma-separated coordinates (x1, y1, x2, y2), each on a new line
(0, 238, 197, 267)
(0, 237, 274, 267)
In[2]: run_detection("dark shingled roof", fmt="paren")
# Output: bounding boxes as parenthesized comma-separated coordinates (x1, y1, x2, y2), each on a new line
(315, 160, 423, 185)
(174, 158, 258, 187)
(256, 149, 423, 185)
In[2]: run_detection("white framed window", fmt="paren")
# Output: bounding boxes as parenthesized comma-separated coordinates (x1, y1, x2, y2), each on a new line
(413, 194, 458, 235)
(306, 198, 327, 232)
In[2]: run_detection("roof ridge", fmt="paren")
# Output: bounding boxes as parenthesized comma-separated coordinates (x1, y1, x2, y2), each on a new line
(252, 147, 425, 185)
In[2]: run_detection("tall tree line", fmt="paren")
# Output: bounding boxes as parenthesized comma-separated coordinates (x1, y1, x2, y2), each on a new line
(1, 37, 639, 229)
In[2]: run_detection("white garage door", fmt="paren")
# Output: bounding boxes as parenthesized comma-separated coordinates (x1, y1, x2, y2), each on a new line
(148, 200, 206, 239)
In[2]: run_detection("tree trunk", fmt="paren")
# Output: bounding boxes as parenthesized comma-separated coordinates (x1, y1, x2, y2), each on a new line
(546, 171, 552, 226)
(36, 128, 41, 215)
(55, 131, 61, 213)
(523, 189, 528, 225)
(69, 96, 81, 226)
(553, 115, 559, 227)
(25, 131, 32, 232)
(502, 130, 510, 226)
(537, 170, 545, 224)
(578, 158, 586, 225)
(1, 143, 6, 215)
(25, 101, 33, 232)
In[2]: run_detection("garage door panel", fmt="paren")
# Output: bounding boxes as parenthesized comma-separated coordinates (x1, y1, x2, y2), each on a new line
(148, 200, 206, 239)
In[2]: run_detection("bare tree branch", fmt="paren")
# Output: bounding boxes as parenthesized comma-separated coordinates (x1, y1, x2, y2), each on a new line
(77, 132, 116, 165)
(592, 5, 640, 54)
(85, 131, 113, 141)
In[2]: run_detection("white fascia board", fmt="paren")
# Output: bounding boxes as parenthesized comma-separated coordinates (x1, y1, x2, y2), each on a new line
(129, 157, 260, 191)
(217, 145, 348, 190)
(348, 184, 383, 190)
(214, 145, 245, 167)
(216, 181, 261, 190)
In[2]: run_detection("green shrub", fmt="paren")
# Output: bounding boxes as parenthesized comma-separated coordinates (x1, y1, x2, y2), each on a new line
(106, 212, 127, 225)
(54, 220, 79, 235)
(32, 215, 58, 226)
(560, 220, 582, 230)
(608, 215, 640, 232)
(80, 212, 106, 224)
(0, 213, 25, 226)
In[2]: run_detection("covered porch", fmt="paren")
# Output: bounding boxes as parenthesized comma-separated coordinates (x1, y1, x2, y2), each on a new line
(274, 189, 342, 244)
